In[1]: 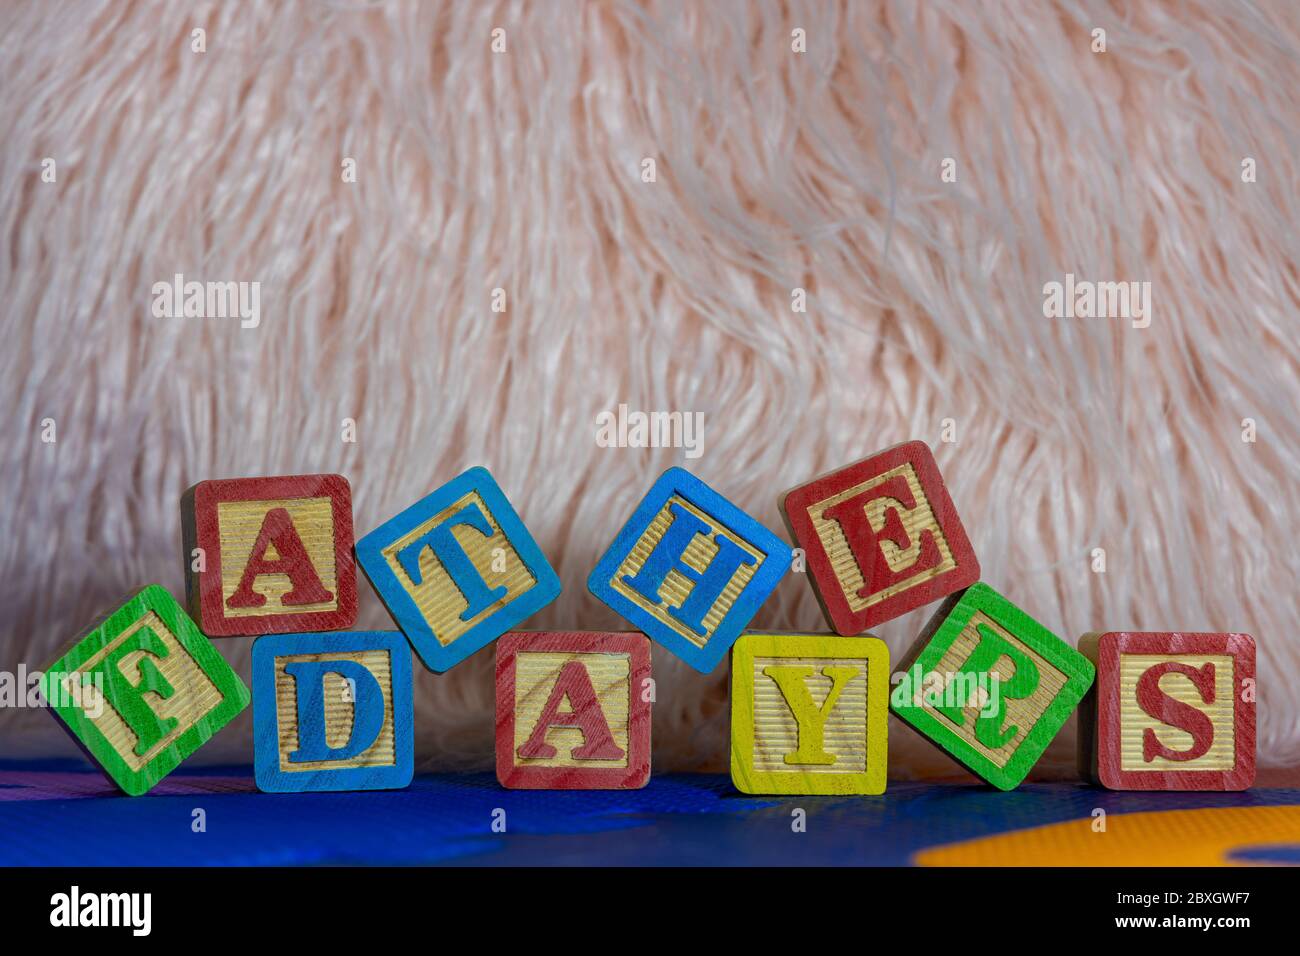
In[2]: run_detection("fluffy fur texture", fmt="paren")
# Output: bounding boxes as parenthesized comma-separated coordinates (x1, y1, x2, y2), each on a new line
(1, 1, 1296, 778)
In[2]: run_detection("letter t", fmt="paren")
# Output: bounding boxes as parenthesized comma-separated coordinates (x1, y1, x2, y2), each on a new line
(396, 502, 508, 628)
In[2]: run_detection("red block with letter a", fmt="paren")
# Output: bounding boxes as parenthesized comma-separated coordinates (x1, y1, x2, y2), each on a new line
(1080, 632, 1256, 791)
(496, 631, 651, 790)
(181, 474, 358, 636)
(780, 441, 980, 635)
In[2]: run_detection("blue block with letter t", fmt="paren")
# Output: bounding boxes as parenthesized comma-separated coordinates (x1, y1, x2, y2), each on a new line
(588, 467, 793, 673)
(252, 631, 414, 792)
(355, 466, 561, 672)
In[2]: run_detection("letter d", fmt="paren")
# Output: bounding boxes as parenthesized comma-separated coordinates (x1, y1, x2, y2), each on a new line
(285, 660, 384, 762)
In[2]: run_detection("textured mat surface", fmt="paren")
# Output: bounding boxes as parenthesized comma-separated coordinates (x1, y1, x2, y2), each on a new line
(3, 761, 1299, 866)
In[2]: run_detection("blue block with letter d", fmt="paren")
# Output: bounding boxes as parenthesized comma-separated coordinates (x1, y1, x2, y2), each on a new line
(252, 631, 414, 792)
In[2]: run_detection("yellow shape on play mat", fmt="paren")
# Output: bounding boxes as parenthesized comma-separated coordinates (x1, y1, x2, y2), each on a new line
(915, 805, 1300, 866)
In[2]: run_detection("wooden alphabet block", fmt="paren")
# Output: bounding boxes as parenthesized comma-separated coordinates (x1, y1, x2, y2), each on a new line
(38, 585, 250, 796)
(252, 631, 414, 792)
(181, 473, 357, 636)
(495, 631, 651, 789)
(355, 467, 561, 673)
(730, 633, 889, 795)
(1077, 632, 1256, 791)
(587, 467, 793, 674)
(889, 582, 1094, 790)
(781, 441, 979, 635)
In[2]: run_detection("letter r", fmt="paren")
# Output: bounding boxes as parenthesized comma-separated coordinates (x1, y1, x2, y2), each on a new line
(932, 622, 1040, 749)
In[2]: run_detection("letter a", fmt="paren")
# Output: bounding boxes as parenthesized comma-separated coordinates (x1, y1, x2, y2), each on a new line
(227, 507, 333, 608)
(517, 660, 625, 760)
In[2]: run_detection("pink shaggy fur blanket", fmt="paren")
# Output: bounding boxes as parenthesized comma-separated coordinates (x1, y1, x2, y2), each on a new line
(1, 0, 1297, 778)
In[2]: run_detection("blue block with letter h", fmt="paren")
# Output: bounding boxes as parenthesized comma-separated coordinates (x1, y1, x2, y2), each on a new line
(588, 467, 792, 673)
(356, 466, 561, 673)
(252, 631, 414, 792)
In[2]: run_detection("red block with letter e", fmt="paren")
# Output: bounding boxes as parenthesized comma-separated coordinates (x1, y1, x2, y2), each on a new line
(781, 441, 980, 635)
(1079, 632, 1256, 791)
(181, 474, 358, 636)
(496, 631, 651, 789)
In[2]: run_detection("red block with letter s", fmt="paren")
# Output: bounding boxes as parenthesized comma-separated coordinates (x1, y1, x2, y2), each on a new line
(1079, 631, 1256, 791)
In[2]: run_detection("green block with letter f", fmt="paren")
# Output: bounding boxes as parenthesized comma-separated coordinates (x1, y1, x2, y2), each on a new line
(39, 585, 249, 796)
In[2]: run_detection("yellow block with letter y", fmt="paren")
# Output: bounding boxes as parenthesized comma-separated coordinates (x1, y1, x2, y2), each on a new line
(730, 633, 889, 795)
